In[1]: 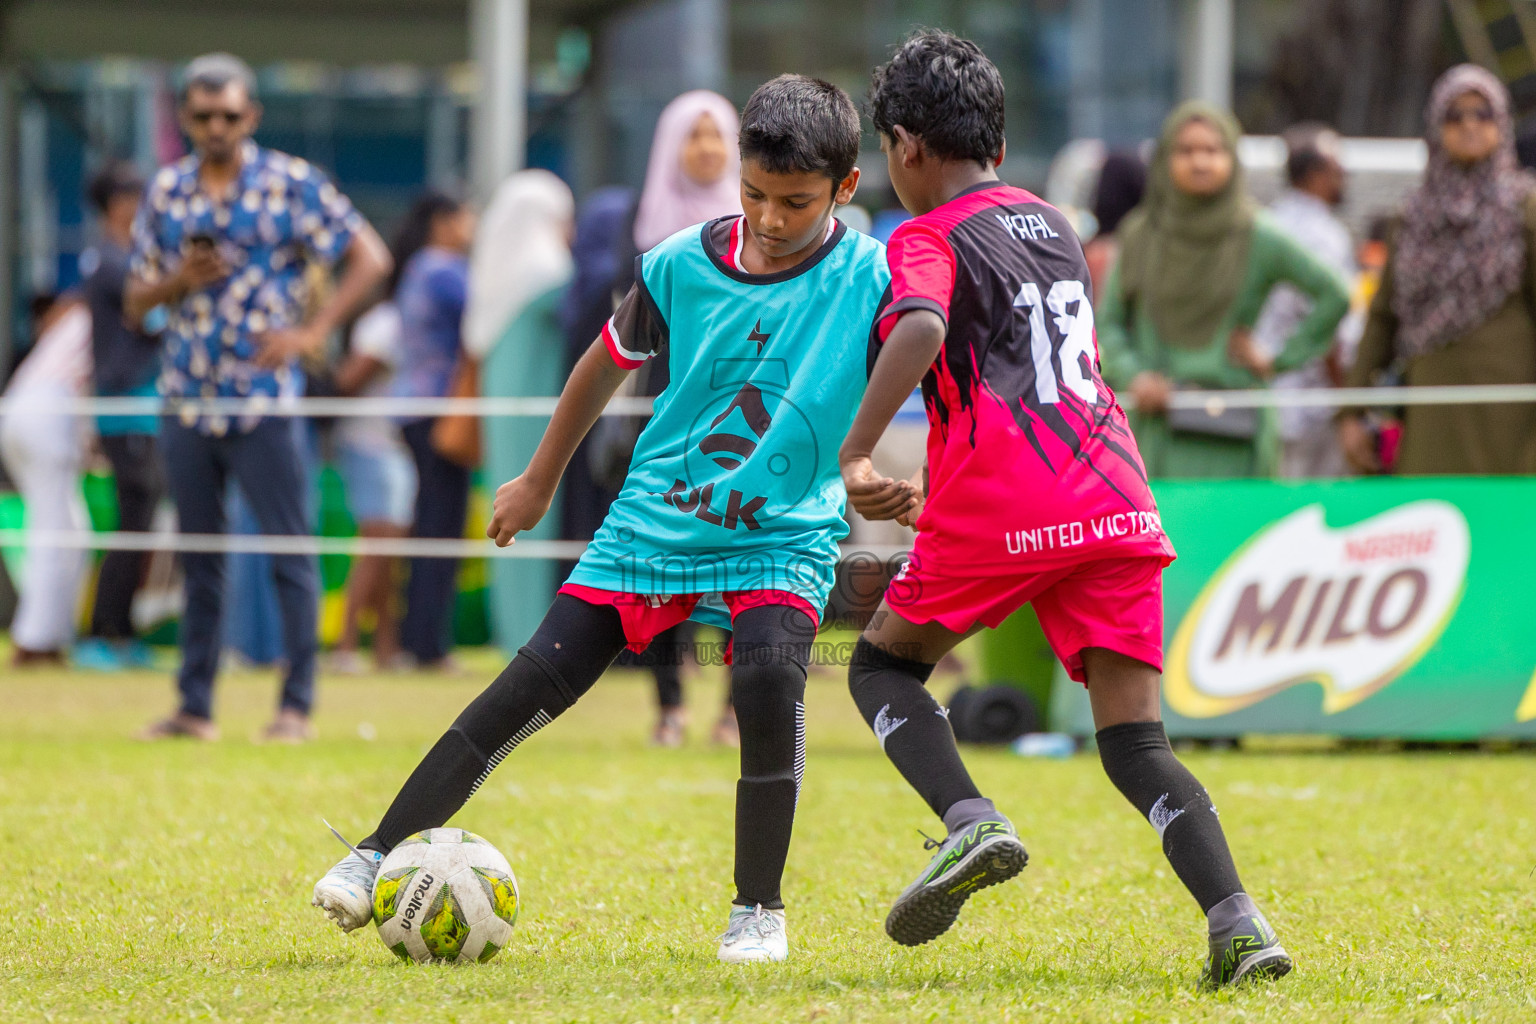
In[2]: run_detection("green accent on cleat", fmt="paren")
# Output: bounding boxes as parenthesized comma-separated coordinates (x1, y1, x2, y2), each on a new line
(885, 818, 1027, 947)
(1201, 899, 1293, 989)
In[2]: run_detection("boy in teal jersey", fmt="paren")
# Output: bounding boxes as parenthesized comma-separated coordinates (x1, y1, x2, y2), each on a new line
(312, 76, 907, 964)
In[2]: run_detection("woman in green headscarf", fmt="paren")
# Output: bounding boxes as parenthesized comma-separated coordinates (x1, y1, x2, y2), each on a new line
(1097, 102, 1349, 478)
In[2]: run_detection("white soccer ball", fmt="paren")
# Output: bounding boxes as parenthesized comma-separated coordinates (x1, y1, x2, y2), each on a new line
(371, 828, 520, 963)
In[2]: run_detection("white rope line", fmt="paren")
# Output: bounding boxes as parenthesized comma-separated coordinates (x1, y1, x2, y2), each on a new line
(0, 528, 914, 562)
(0, 529, 579, 558)
(1162, 383, 1536, 411)
(0, 395, 656, 417)
(1, 383, 1534, 418)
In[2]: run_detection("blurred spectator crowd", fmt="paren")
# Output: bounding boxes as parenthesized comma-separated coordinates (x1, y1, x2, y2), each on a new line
(3, 55, 1535, 742)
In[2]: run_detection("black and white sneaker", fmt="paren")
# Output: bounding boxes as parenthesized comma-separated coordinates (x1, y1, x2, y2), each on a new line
(884, 817, 1028, 946)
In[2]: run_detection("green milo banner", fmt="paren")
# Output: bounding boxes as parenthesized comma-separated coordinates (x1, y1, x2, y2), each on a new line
(1132, 477, 1536, 740)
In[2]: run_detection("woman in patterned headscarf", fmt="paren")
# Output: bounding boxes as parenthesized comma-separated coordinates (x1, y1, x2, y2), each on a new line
(1340, 64, 1536, 474)
(1097, 101, 1349, 478)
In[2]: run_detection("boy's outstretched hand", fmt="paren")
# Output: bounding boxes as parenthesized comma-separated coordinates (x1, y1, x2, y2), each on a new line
(842, 456, 919, 522)
(487, 473, 556, 547)
(838, 308, 943, 527)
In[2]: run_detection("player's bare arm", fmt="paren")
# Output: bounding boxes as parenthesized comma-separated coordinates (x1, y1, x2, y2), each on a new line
(838, 308, 945, 520)
(487, 338, 631, 546)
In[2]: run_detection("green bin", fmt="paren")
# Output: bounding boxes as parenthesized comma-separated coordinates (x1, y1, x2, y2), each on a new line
(973, 606, 1058, 721)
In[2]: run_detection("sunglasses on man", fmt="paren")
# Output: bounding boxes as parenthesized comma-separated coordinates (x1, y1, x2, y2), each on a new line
(189, 110, 245, 126)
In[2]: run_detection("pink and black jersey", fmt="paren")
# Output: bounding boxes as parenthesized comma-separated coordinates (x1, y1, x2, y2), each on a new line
(877, 182, 1175, 576)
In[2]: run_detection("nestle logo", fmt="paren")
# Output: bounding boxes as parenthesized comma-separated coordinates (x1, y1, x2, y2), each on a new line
(1343, 530, 1436, 562)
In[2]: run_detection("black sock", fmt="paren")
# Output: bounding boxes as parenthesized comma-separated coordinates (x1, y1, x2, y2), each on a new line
(848, 637, 982, 821)
(360, 595, 628, 854)
(728, 604, 815, 910)
(1096, 721, 1244, 914)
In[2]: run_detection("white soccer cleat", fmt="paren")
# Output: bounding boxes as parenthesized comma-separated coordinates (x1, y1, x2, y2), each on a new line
(716, 904, 789, 963)
(311, 847, 383, 933)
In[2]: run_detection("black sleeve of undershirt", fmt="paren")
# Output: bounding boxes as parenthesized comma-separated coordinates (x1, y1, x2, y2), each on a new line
(607, 274, 668, 362)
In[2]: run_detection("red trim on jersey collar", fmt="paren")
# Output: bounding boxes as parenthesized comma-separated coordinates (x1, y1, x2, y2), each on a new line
(915, 182, 1047, 235)
(725, 216, 745, 270)
(722, 215, 839, 272)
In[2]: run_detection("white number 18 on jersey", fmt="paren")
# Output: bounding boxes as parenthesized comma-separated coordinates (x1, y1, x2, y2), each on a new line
(1013, 279, 1098, 406)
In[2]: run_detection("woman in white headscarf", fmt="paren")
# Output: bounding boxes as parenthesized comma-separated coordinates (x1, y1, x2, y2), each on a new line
(471, 170, 576, 652)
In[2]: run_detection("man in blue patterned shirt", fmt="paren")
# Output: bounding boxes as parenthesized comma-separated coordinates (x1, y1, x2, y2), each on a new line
(126, 53, 391, 743)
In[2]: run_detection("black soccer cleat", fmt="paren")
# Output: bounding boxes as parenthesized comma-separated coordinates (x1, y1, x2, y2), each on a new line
(1200, 893, 1293, 989)
(884, 817, 1028, 947)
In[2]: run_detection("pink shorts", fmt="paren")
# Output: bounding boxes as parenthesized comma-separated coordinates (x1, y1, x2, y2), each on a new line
(885, 555, 1168, 683)
(558, 584, 820, 662)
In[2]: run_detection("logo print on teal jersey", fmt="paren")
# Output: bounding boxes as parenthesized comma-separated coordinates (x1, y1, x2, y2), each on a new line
(659, 320, 821, 533)
(699, 383, 772, 469)
(748, 318, 771, 354)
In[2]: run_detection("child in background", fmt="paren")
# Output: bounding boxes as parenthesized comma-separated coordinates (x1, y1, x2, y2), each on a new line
(0, 293, 93, 667)
(330, 296, 416, 673)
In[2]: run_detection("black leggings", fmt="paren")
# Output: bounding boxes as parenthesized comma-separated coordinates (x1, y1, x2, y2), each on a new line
(91, 433, 164, 639)
(363, 592, 815, 908)
(399, 419, 470, 664)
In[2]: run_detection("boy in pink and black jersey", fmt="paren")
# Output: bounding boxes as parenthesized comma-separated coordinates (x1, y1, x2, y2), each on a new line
(840, 31, 1290, 988)
(874, 181, 1173, 636)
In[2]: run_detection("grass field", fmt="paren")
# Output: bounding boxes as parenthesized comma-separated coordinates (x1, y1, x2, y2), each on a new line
(3, 648, 1534, 1023)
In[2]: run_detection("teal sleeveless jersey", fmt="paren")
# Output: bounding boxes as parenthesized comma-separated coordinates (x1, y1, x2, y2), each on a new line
(566, 219, 890, 626)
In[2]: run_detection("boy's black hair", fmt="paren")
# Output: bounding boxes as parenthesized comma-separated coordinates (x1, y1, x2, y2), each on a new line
(1282, 121, 1338, 187)
(28, 291, 58, 325)
(387, 189, 464, 294)
(87, 161, 144, 214)
(739, 74, 861, 183)
(868, 30, 1005, 167)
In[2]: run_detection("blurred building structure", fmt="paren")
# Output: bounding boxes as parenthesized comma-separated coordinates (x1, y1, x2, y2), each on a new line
(0, 0, 1501, 372)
